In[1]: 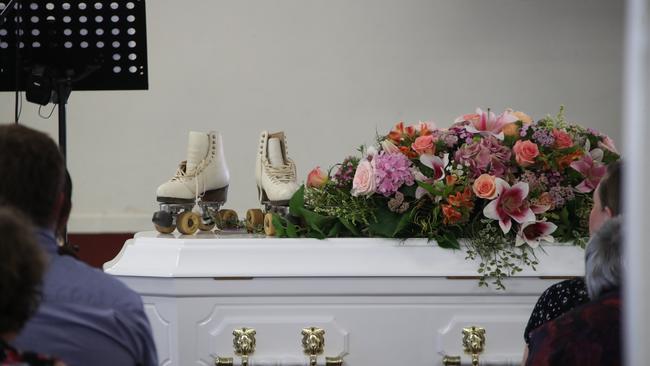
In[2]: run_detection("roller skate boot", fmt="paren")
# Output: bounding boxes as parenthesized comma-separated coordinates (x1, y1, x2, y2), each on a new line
(153, 131, 235, 235)
(246, 131, 299, 235)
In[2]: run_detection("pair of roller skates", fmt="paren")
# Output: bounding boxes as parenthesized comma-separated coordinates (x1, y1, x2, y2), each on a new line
(152, 130, 298, 236)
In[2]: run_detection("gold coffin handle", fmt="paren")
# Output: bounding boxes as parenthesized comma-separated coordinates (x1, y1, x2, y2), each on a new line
(214, 327, 257, 366)
(442, 355, 461, 366)
(301, 326, 344, 366)
(215, 356, 233, 366)
(442, 326, 486, 366)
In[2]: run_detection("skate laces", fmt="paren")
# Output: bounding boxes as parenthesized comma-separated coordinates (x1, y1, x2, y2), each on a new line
(264, 160, 296, 183)
(170, 162, 188, 182)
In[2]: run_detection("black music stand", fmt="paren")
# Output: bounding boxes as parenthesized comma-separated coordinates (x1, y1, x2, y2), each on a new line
(0, 0, 149, 160)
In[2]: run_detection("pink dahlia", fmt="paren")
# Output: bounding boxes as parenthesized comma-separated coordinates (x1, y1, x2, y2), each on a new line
(483, 178, 535, 234)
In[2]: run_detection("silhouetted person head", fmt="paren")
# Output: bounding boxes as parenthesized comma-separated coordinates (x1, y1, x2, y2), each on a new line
(585, 216, 624, 299)
(0, 125, 65, 229)
(589, 160, 623, 235)
(0, 206, 45, 339)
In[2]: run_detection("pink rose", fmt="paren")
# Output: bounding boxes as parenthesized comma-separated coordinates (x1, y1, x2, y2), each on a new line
(411, 135, 435, 155)
(351, 160, 376, 196)
(552, 129, 573, 149)
(472, 174, 497, 199)
(306, 166, 328, 188)
(513, 140, 539, 167)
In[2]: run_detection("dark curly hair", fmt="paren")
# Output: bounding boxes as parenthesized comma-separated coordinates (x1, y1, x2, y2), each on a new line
(0, 206, 46, 334)
(0, 125, 65, 228)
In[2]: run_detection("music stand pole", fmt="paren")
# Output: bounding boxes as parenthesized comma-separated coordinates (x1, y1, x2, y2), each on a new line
(57, 80, 68, 161)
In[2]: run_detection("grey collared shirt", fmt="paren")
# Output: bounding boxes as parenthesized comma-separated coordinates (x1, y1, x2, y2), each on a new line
(14, 229, 158, 366)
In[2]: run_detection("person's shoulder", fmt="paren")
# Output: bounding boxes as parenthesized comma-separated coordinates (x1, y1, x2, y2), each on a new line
(542, 278, 587, 296)
(45, 255, 143, 310)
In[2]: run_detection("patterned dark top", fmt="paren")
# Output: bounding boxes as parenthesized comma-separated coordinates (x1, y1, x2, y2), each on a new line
(526, 290, 621, 366)
(524, 278, 589, 344)
(1, 339, 61, 366)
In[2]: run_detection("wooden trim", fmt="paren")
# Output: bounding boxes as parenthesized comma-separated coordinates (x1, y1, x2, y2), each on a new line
(68, 233, 133, 269)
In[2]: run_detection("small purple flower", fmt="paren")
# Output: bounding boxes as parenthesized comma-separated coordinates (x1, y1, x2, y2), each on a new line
(334, 157, 358, 188)
(532, 129, 555, 147)
(373, 152, 415, 196)
(548, 185, 575, 208)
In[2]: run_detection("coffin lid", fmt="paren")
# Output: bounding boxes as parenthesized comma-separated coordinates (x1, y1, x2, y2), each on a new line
(103, 231, 584, 278)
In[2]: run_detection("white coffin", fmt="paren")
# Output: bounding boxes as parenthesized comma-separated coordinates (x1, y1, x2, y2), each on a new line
(104, 231, 585, 366)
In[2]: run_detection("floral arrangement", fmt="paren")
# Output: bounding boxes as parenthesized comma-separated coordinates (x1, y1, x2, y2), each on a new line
(272, 107, 620, 288)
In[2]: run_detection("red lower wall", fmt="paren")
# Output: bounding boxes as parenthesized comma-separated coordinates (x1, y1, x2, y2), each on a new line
(68, 233, 133, 269)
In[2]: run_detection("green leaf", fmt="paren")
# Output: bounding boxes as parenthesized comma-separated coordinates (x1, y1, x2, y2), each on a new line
(416, 181, 436, 195)
(437, 232, 460, 249)
(560, 206, 570, 226)
(368, 207, 401, 237)
(339, 218, 360, 236)
(271, 214, 287, 237)
(327, 221, 343, 237)
(285, 221, 298, 238)
(289, 185, 306, 217)
(300, 208, 335, 236)
(393, 208, 414, 237)
(401, 184, 417, 199)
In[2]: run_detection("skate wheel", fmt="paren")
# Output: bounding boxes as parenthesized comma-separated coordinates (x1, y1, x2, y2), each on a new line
(154, 224, 175, 234)
(198, 220, 215, 231)
(177, 211, 200, 235)
(246, 209, 264, 233)
(263, 213, 276, 236)
(218, 209, 239, 229)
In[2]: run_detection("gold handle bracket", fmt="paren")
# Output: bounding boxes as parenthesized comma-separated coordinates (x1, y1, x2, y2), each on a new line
(442, 326, 486, 366)
(214, 327, 257, 366)
(301, 327, 344, 366)
(462, 326, 486, 366)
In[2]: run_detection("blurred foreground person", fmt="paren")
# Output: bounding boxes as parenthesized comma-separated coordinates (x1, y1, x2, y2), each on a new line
(0, 206, 65, 366)
(0, 125, 157, 366)
(526, 216, 623, 366)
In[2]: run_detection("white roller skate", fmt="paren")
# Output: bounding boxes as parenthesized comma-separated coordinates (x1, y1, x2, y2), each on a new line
(246, 131, 299, 235)
(152, 131, 236, 235)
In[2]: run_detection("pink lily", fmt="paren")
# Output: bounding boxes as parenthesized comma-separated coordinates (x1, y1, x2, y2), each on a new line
(570, 153, 607, 193)
(598, 135, 619, 154)
(483, 178, 536, 234)
(455, 108, 517, 140)
(414, 154, 448, 199)
(515, 221, 558, 248)
(420, 153, 448, 181)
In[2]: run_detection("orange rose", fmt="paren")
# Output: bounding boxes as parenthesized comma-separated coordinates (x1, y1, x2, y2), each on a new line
(513, 140, 539, 167)
(411, 135, 435, 155)
(306, 166, 328, 188)
(512, 110, 533, 124)
(552, 129, 573, 149)
(472, 174, 498, 199)
(502, 123, 520, 138)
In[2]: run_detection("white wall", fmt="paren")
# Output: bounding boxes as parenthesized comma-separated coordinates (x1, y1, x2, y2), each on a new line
(0, 0, 623, 233)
